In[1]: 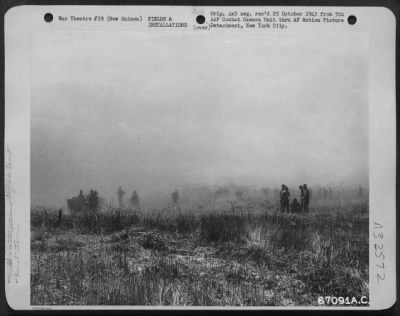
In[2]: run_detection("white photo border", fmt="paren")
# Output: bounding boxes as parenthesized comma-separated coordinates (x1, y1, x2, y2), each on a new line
(4, 5, 397, 310)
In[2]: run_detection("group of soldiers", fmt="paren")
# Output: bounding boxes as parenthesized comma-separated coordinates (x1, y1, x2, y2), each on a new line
(66, 189, 100, 219)
(280, 184, 310, 213)
(117, 186, 141, 209)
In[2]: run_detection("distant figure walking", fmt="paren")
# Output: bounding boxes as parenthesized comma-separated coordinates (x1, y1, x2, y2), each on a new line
(117, 186, 126, 209)
(303, 184, 310, 212)
(299, 185, 305, 212)
(280, 185, 290, 213)
(290, 198, 301, 213)
(130, 190, 140, 210)
(172, 189, 180, 211)
(57, 209, 63, 226)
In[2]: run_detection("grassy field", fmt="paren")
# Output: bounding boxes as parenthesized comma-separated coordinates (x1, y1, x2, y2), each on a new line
(31, 202, 368, 306)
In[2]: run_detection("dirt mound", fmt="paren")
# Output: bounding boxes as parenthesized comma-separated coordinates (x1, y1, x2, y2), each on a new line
(137, 232, 167, 251)
(108, 228, 168, 252)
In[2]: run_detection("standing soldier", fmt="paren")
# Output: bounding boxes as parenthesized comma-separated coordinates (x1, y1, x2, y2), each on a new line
(78, 190, 87, 212)
(303, 184, 310, 212)
(57, 209, 63, 227)
(280, 185, 285, 213)
(280, 185, 290, 213)
(117, 186, 126, 209)
(130, 190, 140, 210)
(299, 185, 305, 212)
(284, 186, 290, 213)
(172, 189, 179, 204)
(78, 190, 85, 204)
(172, 189, 180, 212)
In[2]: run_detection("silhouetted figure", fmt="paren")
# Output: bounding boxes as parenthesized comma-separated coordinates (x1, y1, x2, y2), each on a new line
(280, 185, 285, 212)
(87, 190, 99, 212)
(290, 198, 301, 213)
(117, 186, 125, 208)
(303, 184, 310, 212)
(67, 191, 87, 215)
(358, 186, 364, 198)
(130, 190, 140, 209)
(299, 185, 305, 212)
(280, 185, 290, 213)
(78, 190, 85, 202)
(77, 189, 87, 211)
(57, 209, 63, 226)
(172, 189, 179, 205)
(285, 186, 290, 212)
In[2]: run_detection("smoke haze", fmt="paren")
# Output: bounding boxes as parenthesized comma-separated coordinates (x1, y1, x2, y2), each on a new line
(31, 31, 369, 208)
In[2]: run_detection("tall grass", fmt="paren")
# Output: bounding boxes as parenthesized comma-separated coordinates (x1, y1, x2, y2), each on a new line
(31, 249, 283, 305)
(31, 204, 368, 306)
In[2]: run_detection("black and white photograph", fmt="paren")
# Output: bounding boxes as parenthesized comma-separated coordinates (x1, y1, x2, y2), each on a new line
(4, 5, 397, 310)
(29, 29, 370, 306)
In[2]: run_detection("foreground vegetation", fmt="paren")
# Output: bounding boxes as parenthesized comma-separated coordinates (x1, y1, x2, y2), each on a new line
(31, 205, 368, 306)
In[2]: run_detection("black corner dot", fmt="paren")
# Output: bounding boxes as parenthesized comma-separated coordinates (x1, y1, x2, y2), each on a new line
(196, 15, 205, 25)
(44, 13, 53, 23)
(348, 15, 357, 25)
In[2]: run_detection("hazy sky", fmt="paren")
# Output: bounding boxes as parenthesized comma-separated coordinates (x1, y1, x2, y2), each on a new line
(31, 31, 369, 207)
